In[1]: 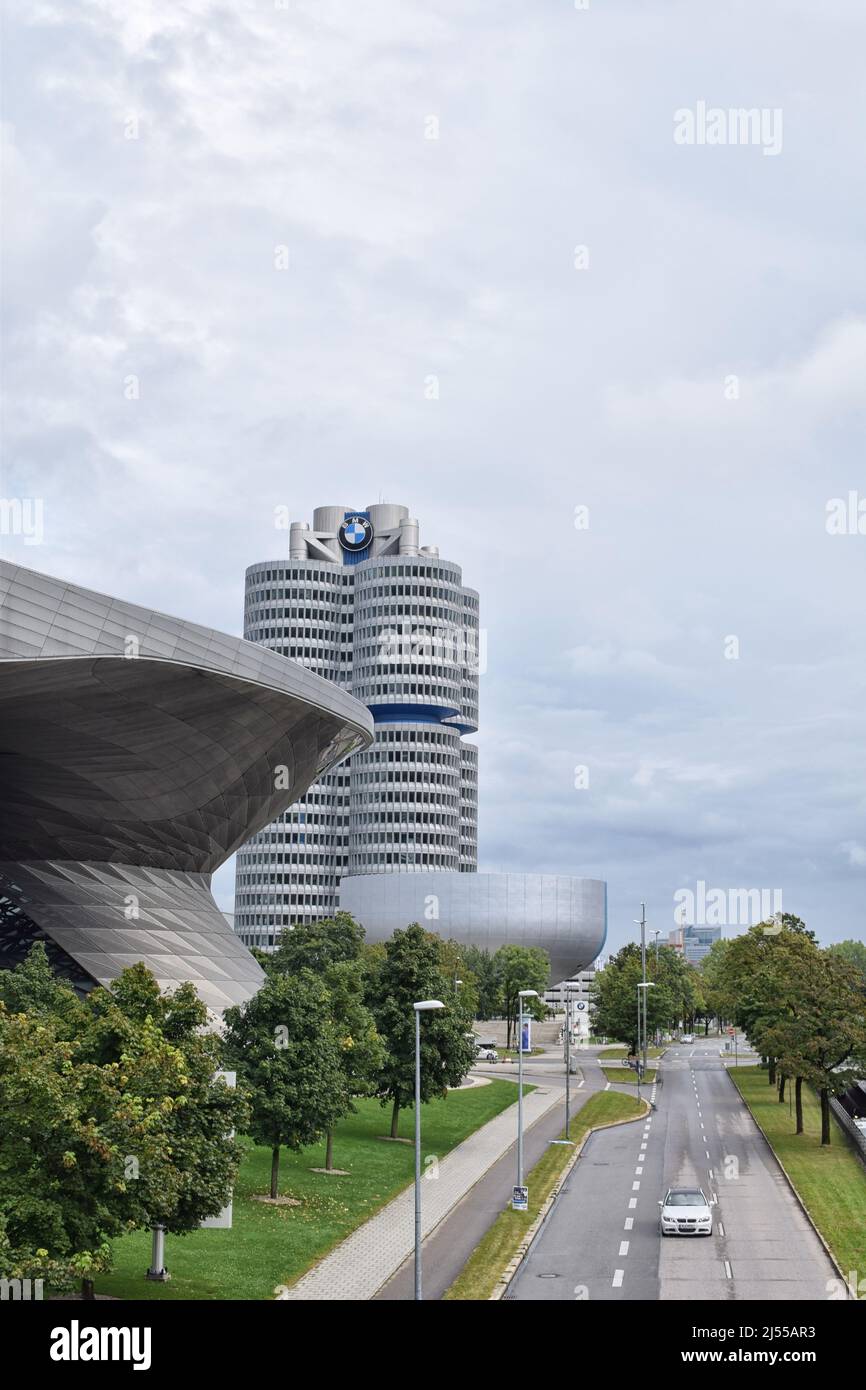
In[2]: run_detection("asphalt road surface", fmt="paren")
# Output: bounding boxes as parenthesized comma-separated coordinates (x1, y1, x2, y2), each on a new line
(508, 1042, 837, 1301)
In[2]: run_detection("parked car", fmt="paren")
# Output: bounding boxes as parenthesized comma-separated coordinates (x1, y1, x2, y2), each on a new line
(475, 1039, 498, 1063)
(658, 1187, 713, 1236)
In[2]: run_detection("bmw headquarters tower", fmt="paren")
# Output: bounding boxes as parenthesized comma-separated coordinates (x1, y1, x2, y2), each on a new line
(234, 505, 606, 984)
(234, 504, 480, 944)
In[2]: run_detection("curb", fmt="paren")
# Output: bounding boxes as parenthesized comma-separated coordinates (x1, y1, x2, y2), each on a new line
(725, 1069, 853, 1299)
(489, 1099, 650, 1301)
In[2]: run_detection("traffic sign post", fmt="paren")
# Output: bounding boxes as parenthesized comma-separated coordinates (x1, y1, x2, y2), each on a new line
(512, 1185, 528, 1212)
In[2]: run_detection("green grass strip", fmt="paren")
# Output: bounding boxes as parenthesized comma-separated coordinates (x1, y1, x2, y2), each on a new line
(730, 1066, 866, 1281)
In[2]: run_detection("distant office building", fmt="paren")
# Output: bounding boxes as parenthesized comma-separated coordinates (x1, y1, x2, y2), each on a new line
(234, 504, 479, 948)
(669, 924, 720, 964)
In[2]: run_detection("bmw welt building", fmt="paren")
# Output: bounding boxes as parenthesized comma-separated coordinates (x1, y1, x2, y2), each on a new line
(234, 504, 606, 982)
(0, 559, 373, 1012)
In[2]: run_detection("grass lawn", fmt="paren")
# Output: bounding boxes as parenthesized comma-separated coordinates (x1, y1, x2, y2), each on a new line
(94, 1081, 525, 1301)
(444, 1089, 645, 1301)
(602, 1066, 658, 1086)
(730, 1067, 866, 1278)
(599, 1045, 663, 1060)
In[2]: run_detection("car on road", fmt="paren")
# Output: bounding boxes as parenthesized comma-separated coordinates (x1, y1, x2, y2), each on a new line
(475, 1039, 499, 1063)
(680, 1033, 695, 1044)
(658, 1187, 713, 1236)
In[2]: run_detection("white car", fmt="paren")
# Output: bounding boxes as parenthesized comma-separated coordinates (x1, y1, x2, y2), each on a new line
(680, 1034, 695, 1044)
(659, 1187, 713, 1236)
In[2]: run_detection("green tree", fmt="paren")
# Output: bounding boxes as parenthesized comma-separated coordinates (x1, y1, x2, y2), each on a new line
(223, 971, 350, 1197)
(592, 943, 678, 1051)
(492, 944, 549, 1049)
(462, 945, 502, 1020)
(367, 924, 477, 1138)
(268, 916, 385, 1172)
(0, 995, 192, 1297)
(700, 938, 736, 1029)
(0, 940, 87, 1036)
(80, 966, 249, 1238)
(789, 951, 866, 1145)
(827, 938, 866, 983)
(270, 911, 366, 976)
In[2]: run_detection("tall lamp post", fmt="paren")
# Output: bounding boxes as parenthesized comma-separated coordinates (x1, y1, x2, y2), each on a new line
(516, 989, 539, 1192)
(634, 903, 648, 1074)
(637, 981, 655, 1105)
(564, 982, 574, 1138)
(413, 999, 444, 1301)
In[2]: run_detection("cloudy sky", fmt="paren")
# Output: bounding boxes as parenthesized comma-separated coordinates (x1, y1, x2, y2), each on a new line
(2, 1, 864, 953)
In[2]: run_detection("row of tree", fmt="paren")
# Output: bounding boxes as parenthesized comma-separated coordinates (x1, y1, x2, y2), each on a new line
(233, 914, 478, 1193)
(0, 914, 500, 1294)
(592, 914, 866, 1147)
(699, 916, 866, 1143)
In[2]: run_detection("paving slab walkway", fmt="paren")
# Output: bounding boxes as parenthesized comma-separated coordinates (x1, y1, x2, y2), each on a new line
(278, 1082, 562, 1301)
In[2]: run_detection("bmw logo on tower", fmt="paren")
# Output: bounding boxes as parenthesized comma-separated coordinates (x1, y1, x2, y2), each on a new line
(338, 513, 374, 553)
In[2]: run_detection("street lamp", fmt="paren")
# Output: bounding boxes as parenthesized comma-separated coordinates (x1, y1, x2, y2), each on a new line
(413, 999, 444, 1301)
(563, 982, 575, 1139)
(636, 982, 655, 1105)
(516, 989, 539, 1193)
(634, 904, 648, 1073)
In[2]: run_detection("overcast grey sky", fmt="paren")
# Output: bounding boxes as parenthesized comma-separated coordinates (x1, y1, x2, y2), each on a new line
(2, 1, 864, 953)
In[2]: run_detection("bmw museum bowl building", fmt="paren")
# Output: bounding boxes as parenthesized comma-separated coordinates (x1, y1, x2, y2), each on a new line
(0, 559, 373, 1012)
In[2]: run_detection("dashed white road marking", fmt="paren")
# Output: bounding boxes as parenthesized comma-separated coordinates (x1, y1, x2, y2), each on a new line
(632, 1181, 640, 1191)
(635, 1166, 643, 1175)
(718, 1222, 725, 1236)
(640, 1142, 647, 1150)
(628, 1197, 637, 1209)
(624, 1217, 634, 1230)
(619, 1240, 630, 1256)
(612, 1269, 624, 1288)
(724, 1260, 733, 1279)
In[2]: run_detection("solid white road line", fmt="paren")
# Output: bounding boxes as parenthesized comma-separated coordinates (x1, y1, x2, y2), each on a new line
(619, 1241, 630, 1256)
(612, 1269, 624, 1288)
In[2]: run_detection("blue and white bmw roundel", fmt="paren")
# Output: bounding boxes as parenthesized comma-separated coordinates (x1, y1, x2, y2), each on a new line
(338, 515, 374, 551)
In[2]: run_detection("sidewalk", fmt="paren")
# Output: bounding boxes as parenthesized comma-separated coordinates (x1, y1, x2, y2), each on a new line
(278, 1082, 562, 1301)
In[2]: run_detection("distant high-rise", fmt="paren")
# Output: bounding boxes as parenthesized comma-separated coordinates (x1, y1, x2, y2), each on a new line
(234, 504, 479, 949)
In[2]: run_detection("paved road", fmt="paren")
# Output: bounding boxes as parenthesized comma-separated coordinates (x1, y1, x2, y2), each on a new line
(508, 1042, 837, 1302)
